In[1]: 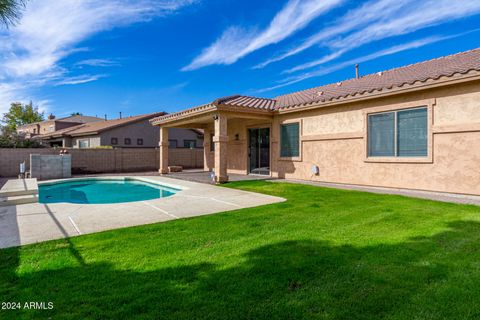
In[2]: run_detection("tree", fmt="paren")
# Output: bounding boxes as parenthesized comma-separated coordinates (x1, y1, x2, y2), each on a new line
(71, 112, 83, 116)
(0, 0, 26, 28)
(2, 101, 44, 131)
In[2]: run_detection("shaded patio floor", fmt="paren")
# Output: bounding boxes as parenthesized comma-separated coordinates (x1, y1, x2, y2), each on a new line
(165, 169, 273, 184)
(71, 169, 272, 184)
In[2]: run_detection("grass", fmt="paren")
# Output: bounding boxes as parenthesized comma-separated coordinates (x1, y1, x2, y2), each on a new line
(1, 181, 480, 319)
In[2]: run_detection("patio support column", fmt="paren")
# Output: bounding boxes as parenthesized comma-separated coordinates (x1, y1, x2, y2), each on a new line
(203, 128, 212, 172)
(213, 113, 228, 183)
(159, 126, 169, 174)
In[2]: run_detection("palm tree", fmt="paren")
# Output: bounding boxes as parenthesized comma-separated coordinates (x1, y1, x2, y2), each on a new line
(0, 0, 26, 28)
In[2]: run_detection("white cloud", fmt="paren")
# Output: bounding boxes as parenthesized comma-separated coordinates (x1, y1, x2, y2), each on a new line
(0, 83, 24, 115)
(255, 0, 410, 69)
(75, 59, 120, 67)
(256, 35, 452, 93)
(182, 0, 343, 71)
(55, 74, 107, 86)
(0, 0, 197, 113)
(257, 0, 480, 71)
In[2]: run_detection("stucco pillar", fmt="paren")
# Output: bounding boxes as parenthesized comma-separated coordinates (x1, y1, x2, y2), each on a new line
(270, 116, 280, 178)
(213, 113, 228, 183)
(159, 126, 169, 174)
(203, 129, 212, 172)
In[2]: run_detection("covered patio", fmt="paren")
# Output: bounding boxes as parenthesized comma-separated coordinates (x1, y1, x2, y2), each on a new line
(165, 169, 273, 184)
(151, 96, 277, 183)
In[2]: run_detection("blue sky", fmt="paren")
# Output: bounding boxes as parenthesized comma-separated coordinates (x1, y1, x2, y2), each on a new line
(1, 0, 480, 119)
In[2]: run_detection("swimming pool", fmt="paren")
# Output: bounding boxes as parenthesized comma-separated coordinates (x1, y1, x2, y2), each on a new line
(39, 178, 180, 204)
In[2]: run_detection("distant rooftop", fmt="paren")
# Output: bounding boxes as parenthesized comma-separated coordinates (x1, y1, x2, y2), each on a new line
(56, 115, 104, 123)
(37, 112, 165, 138)
(17, 114, 103, 129)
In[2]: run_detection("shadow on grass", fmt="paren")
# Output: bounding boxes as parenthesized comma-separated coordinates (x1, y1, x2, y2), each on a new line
(1, 220, 480, 319)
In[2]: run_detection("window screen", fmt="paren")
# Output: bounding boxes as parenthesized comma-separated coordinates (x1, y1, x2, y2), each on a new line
(397, 108, 427, 156)
(280, 123, 300, 157)
(368, 107, 428, 157)
(368, 113, 395, 157)
(78, 140, 89, 148)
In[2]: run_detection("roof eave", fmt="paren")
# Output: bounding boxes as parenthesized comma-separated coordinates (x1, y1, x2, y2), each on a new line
(150, 103, 274, 126)
(277, 71, 480, 114)
(150, 104, 217, 126)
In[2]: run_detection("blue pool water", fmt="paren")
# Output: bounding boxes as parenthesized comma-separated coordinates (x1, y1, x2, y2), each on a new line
(39, 179, 179, 204)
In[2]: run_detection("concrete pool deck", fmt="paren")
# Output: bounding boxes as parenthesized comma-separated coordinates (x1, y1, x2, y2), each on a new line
(0, 176, 285, 249)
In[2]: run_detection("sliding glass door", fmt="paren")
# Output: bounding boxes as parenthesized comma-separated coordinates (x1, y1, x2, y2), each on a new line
(248, 128, 270, 175)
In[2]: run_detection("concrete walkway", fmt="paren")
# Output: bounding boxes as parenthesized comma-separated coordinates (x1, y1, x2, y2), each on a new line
(0, 176, 285, 249)
(277, 179, 480, 205)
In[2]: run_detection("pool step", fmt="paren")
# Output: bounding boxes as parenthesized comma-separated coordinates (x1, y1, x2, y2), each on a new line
(0, 178, 38, 198)
(0, 194, 39, 206)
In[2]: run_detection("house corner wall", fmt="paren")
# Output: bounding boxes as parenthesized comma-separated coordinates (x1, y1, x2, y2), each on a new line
(271, 80, 480, 196)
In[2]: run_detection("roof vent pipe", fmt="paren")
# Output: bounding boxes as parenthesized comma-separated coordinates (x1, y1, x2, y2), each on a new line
(355, 64, 359, 79)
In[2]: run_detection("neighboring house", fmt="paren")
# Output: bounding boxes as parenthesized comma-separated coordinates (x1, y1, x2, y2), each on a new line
(152, 48, 480, 196)
(168, 128, 204, 149)
(17, 114, 103, 137)
(36, 112, 203, 149)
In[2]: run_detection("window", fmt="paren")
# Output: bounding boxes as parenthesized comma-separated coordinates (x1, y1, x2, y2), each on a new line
(78, 139, 89, 148)
(137, 138, 143, 146)
(111, 137, 118, 145)
(124, 138, 131, 145)
(48, 125, 55, 132)
(368, 107, 428, 157)
(184, 140, 196, 148)
(210, 134, 215, 152)
(168, 140, 178, 149)
(280, 123, 300, 157)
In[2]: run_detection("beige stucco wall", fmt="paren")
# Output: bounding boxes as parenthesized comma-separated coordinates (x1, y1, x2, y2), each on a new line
(202, 118, 272, 175)
(270, 80, 480, 195)
(18, 120, 80, 136)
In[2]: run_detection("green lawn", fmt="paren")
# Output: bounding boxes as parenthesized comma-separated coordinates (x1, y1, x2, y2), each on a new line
(1, 181, 480, 319)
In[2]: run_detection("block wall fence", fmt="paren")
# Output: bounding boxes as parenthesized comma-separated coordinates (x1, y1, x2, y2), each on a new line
(0, 148, 203, 177)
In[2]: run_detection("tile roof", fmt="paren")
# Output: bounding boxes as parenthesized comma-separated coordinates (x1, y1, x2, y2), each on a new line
(17, 115, 103, 129)
(149, 95, 276, 124)
(215, 95, 276, 110)
(57, 115, 104, 123)
(274, 47, 480, 109)
(151, 47, 480, 124)
(38, 112, 165, 138)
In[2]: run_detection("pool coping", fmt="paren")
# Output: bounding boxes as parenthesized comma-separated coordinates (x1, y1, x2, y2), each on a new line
(0, 176, 286, 248)
(38, 176, 186, 192)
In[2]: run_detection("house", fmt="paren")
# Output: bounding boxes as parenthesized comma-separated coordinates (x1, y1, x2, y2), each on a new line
(36, 112, 203, 149)
(17, 114, 104, 137)
(151, 48, 480, 196)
